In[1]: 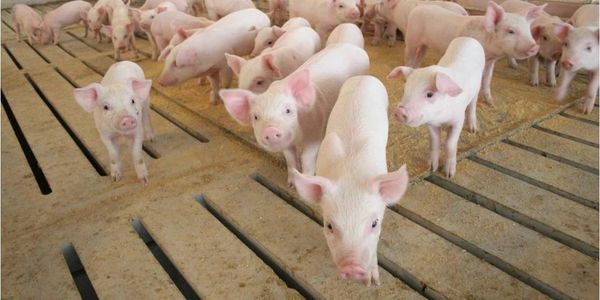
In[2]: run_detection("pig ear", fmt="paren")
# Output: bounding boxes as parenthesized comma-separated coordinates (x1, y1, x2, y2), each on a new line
(387, 0, 399, 9)
(370, 164, 409, 205)
(293, 170, 333, 204)
(219, 89, 257, 126)
(225, 53, 247, 75)
(287, 69, 316, 108)
(525, 4, 546, 23)
(100, 25, 112, 37)
(158, 45, 173, 61)
(73, 83, 104, 112)
(553, 23, 572, 42)
(130, 79, 152, 101)
(484, 1, 504, 32)
(531, 25, 542, 40)
(387, 66, 413, 80)
(156, 6, 169, 13)
(435, 72, 462, 97)
(272, 26, 286, 38)
(261, 52, 282, 77)
(175, 47, 198, 67)
(130, 8, 141, 19)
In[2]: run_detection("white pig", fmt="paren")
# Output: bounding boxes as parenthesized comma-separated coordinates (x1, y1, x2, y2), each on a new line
(251, 17, 310, 57)
(204, 0, 256, 21)
(101, 1, 139, 61)
(158, 9, 270, 104)
(219, 43, 369, 186)
(85, 0, 122, 42)
(38, 1, 92, 45)
(294, 75, 409, 286)
(150, 11, 213, 60)
(11, 4, 43, 44)
(73, 61, 154, 183)
(404, 2, 543, 104)
(289, 0, 361, 40)
(326, 23, 364, 48)
(554, 23, 599, 114)
(389, 37, 485, 177)
(363, 0, 397, 47)
(227, 26, 321, 93)
(569, 4, 599, 28)
(131, 2, 178, 32)
(139, 0, 188, 12)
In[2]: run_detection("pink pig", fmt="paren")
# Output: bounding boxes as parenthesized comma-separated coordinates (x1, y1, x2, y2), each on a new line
(219, 43, 369, 186)
(11, 4, 43, 44)
(325, 23, 364, 48)
(39, 0, 92, 45)
(100, 1, 139, 61)
(251, 17, 310, 57)
(73, 61, 154, 183)
(131, 2, 178, 32)
(150, 11, 213, 60)
(554, 23, 599, 114)
(568, 4, 599, 27)
(289, 0, 361, 41)
(158, 9, 270, 104)
(204, 0, 256, 21)
(294, 75, 409, 286)
(139, 0, 189, 12)
(85, 0, 122, 42)
(404, 1, 543, 104)
(227, 26, 321, 93)
(389, 37, 485, 178)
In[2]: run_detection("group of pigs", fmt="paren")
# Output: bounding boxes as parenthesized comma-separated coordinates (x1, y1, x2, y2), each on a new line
(10, 0, 595, 286)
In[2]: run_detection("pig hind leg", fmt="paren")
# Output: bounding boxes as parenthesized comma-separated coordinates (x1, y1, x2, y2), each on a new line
(52, 27, 60, 45)
(207, 71, 221, 105)
(465, 96, 478, 134)
(300, 143, 320, 176)
(582, 70, 599, 114)
(480, 58, 498, 105)
(427, 125, 442, 172)
(15, 21, 22, 42)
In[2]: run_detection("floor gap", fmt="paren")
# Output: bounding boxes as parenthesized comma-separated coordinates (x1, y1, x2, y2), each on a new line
(61, 243, 99, 300)
(533, 125, 599, 148)
(503, 140, 598, 174)
(558, 112, 599, 126)
(24, 40, 50, 63)
(2, 43, 23, 70)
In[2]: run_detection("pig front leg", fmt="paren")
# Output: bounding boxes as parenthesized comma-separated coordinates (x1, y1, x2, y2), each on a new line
(481, 58, 498, 105)
(129, 35, 140, 58)
(371, 20, 384, 46)
(529, 56, 540, 87)
(427, 125, 441, 172)
(444, 120, 464, 178)
(15, 22, 22, 42)
(465, 96, 478, 134)
(142, 102, 155, 141)
(507, 56, 518, 69)
(52, 27, 61, 45)
(207, 71, 221, 105)
(300, 142, 320, 176)
(131, 130, 149, 184)
(385, 24, 397, 48)
(100, 134, 121, 181)
(146, 31, 158, 60)
(556, 69, 576, 101)
(83, 19, 89, 38)
(545, 60, 557, 87)
(283, 147, 301, 187)
(582, 70, 598, 115)
(367, 263, 381, 287)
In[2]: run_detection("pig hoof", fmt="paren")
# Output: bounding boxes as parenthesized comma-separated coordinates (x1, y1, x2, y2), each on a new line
(111, 172, 121, 182)
(444, 165, 456, 178)
(139, 176, 149, 185)
(529, 79, 539, 87)
(546, 81, 556, 87)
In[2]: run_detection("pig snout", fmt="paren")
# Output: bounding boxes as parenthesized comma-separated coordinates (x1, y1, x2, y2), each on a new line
(262, 127, 284, 146)
(394, 106, 410, 124)
(339, 262, 368, 281)
(561, 59, 574, 70)
(526, 44, 539, 56)
(119, 116, 137, 131)
(347, 7, 360, 21)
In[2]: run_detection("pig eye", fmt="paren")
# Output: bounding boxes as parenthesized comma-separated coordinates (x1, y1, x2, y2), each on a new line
(563, 42, 568, 47)
(150, 15, 155, 19)
(338, 4, 344, 8)
(508, 29, 515, 34)
(267, 40, 273, 45)
(253, 114, 259, 121)
(426, 91, 434, 98)
(103, 104, 110, 110)
(542, 36, 547, 41)
(131, 98, 135, 104)
(326, 223, 333, 232)
(256, 80, 264, 86)
(371, 219, 379, 228)
(586, 46, 592, 52)
(285, 108, 291, 114)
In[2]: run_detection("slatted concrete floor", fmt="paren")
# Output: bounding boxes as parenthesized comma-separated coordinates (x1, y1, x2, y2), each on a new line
(1, 2, 598, 299)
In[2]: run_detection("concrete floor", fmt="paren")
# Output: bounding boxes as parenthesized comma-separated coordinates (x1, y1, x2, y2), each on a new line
(1, 2, 598, 299)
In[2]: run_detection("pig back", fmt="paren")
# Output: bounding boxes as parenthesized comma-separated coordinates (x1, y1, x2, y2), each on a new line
(101, 61, 145, 86)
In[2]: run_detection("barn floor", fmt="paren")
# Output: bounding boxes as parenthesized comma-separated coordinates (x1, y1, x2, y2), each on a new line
(1, 2, 598, 299)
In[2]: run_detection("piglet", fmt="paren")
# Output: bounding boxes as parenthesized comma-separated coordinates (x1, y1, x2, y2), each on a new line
(363, 1, 397, 47)
(73, 61, 154, 183)
(554, 24, 599, 114)
(326, 23, 364, 48)
(39, 0, 92, 45)
(219, 43, 369, 186)
(85, 0, 122, 42)
(11, 4, 43, 44)
(227, 26, 321, 93)
(569, 4, 599, 27)
(131, 2, 178, 32)
(289, 0, 361, 41)
(389, 37, 485, 178)
(204, 0, 256, 21)
(139, 0, 188, 12)
(294, 75, 409, 286)
(101, 1, 139, 61)
(251, 17, 310, 57)
(150, 11, 213, 60)
(158, 9, 270, 104)
(405, 1, 543, 104)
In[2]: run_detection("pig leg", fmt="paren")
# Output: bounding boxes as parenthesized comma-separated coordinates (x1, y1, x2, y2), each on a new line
(300, 142, 320, 176)
(101, 134, 122, 182)
(545, 60, 557, 87)
(465, 96, 478, 134)
(14, 22, 21, 42)
(371, 21, 384, 46)
(386, 24, 397, 48)
(131, 131, 149, 184)
(368, 263, 381, 287)
(129, 35, 140, 58)
(146, 31, 158, 60)
(556, 69, 576, 101)
(142, 102, 155, 141)
(507, 56, 518, 69)
(529, 56, 540, 87)
(427, 125, 441, 172)
(481, 58, 498, 105)
(283, 147, 301, 187)
(444, 120, 463, 178)
(52, 28, 60, 45)
(207, 71, 221, 105)
(114, 46, 121, 61)
(404, 40, 426, 68)
(582, 70, 598, 114)
(83, 19, 89, 38)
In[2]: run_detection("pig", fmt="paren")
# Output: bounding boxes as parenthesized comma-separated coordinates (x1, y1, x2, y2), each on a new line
(268, 0, 289, 26)
(73, 61, 154, 183)
(158, 9, 270, 104)
(251, 17, 310, 57)
(325, 23, 364, 48)
(219, 43, 370, 186)
(389, 37, 485, 177)
(204, 0, 256, 21)
(363, 0, 397, 47)
(293, 76, 409, 286)
(554, 23, 599, 114)
(11, 4, 43, 44)
(227, 26, 322, 93)
(38, 1, 92, 45)
(131, 2, 178, 32)
(101, 1, 139, 61)
(289, 0, 361, 41)
(569, 4, 599, 27)
(150, 11, 213, 60)
(139, 0, 189, 12)
(85, 0, 122, 42)
(404, 2, 543, 104)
